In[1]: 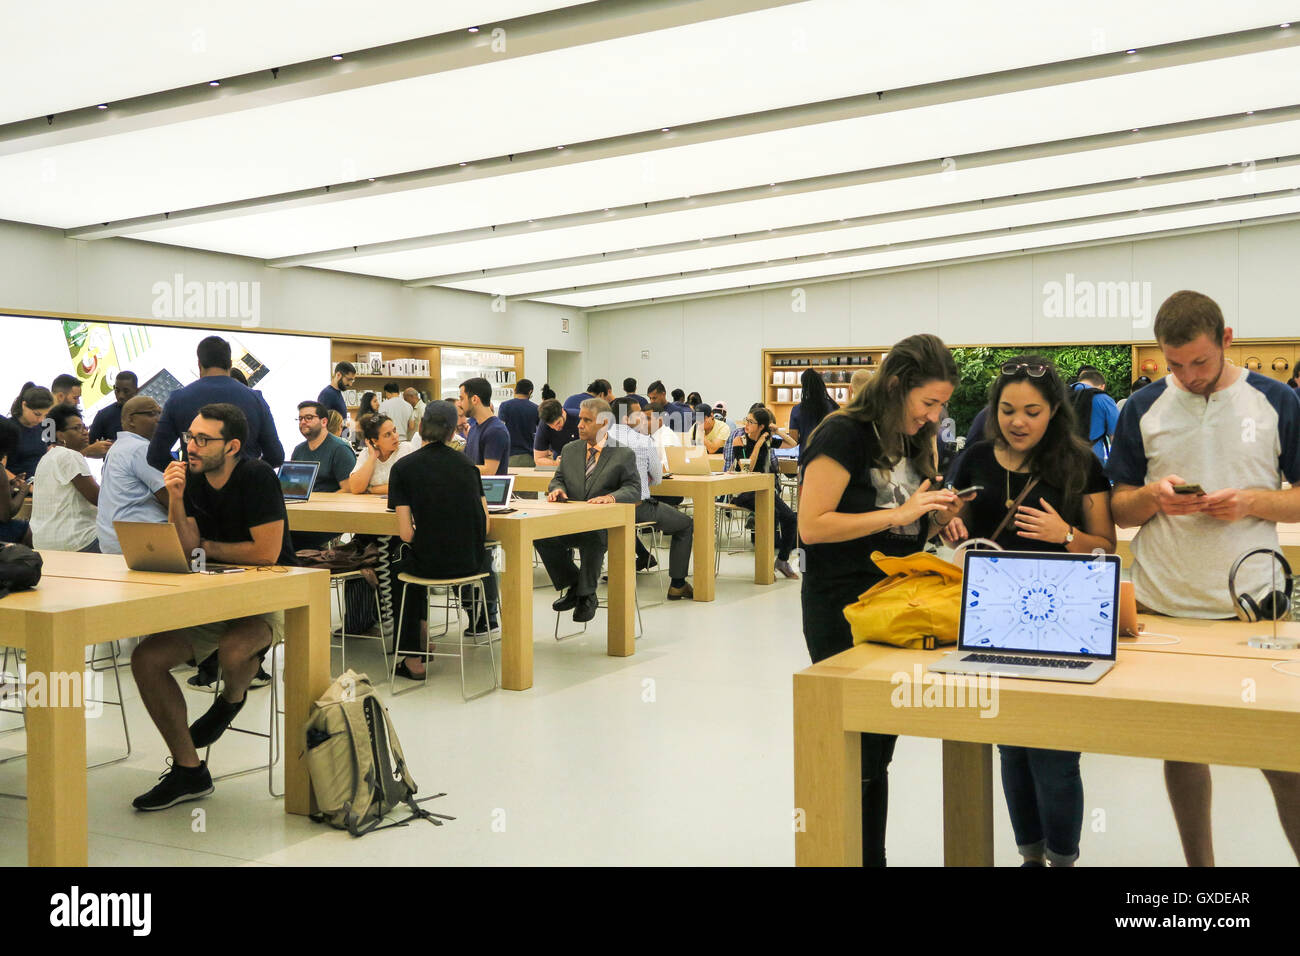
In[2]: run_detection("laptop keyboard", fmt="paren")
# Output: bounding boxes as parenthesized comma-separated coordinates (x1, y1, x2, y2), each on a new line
(962, 653, 1091, 669)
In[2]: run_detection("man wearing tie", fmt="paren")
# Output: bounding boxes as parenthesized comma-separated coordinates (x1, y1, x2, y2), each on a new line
(537, 398, 641, 623)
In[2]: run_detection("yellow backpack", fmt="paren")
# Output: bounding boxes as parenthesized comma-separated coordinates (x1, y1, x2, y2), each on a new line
(843, 551, 963, 650)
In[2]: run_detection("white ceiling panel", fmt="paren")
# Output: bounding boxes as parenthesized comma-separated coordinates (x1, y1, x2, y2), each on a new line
(375, 164, 1300, 295)
(299, 120, 1300, 280)
(2, 9, 1298, 229)
(0, 1, 586, 125)
(522, 192, 1300, 307)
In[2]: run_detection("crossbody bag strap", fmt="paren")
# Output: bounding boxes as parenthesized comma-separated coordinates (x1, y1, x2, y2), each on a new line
(991, 475, 1040, 542)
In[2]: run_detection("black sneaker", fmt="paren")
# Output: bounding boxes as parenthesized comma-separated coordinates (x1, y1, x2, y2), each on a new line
(248, 666, 273, 689)
(132, 761, 214, 811)
(465, 618, 499, 637)
(185, 653, 220, 693)
(189, 695, 246, 749)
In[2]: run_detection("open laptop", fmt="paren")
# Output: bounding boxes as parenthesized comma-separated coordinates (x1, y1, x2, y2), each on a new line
(115, 521, 241, 574)
(928, 550, 1120, 684)
(481, 475, 517, 513)
(665, 445, 711, 475)
(279, 461, 320, 502)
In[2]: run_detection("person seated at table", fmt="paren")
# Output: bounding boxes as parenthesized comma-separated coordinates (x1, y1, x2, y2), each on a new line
(687, 403, 731, 453)
(390, 402, 496, 680)
(536, 398, 641, 622)
(290, 400, 357, 550)
(726, 407, 799, 579)
(30, 406, 100, 553)
(6, 383, 54, 481)
(942, 356, 1115, 867)
(607, 397, 695, 598)
(533, 398, 578, 466)
(0, 418, 32, 545)
(96, 396, 167, 555)
(326, 410, 344, 438)
(129, 403, 297, 811)
(344, 414, 412, 495)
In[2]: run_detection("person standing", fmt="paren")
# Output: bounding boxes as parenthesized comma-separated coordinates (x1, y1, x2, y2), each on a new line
(6, 383, 54, 480)
(1107, 290, 1300, 866)
(533, 398, 579, 466)
(96, 396, 167, 555)
(30, 406, 100, 552)
(50, 373, 81, 409)
(147, 336, 284, 472)
(1069, 367, 1120, 462)
(88, 370, 139, 443)
(458, 378, 510, 476)
(129, 403, 295, 810)
(623, 377, 649, 409)
(942, 357, 1115, 867)
(797, 334, 963, 866)
(498, 379, 540, 469)
(789, 368, 839, 452)
(317, 362, 355, 422)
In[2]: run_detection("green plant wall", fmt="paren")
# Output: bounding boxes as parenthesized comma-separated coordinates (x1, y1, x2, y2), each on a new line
(948, 345, 1133, 439)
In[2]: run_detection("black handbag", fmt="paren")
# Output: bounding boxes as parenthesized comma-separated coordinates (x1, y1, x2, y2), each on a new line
(0, 543, 42, 598)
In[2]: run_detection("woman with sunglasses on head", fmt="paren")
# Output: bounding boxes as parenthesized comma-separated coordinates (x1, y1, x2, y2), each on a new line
(798, 333, 966, 866)
(942, 356, 1116, 867)
(727, 407, 800, 578)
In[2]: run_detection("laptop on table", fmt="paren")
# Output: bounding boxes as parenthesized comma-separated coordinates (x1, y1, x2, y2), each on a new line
(665, 445, 711, 475)
(481, 475, 517, 513)
(928, 550, 1120, 684)
(278, 461, 320, 502)
(115, 521, 243, 574)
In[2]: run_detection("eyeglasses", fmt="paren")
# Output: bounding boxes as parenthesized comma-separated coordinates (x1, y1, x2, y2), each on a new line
(181, 431, 225, 448)
(741, 417, 756, 426)
(296, 415, 320, 422)
(1001, 362, 1047, 377)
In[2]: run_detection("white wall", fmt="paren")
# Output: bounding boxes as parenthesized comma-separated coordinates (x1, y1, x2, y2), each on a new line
(0, 219, 585, 390)
(584, 219, 1300, 421)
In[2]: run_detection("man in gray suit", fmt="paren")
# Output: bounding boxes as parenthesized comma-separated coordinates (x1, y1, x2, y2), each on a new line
(538, 398, 642, 622)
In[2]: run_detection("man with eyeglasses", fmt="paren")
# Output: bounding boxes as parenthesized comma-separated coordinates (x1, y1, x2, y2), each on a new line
(95, 395, 167, 555)
(291, 401, 356, 494)
(130, 403, 297, 811)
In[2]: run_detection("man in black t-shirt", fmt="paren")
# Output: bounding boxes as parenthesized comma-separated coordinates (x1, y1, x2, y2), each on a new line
(389, 401, 494, 680)
(130, 403, 295, 811)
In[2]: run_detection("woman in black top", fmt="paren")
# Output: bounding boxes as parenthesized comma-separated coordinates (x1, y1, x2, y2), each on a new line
(727, 407, 799, 578)
(789, 368, 837, 451)
(797, 333, 965, 866)
(944, 356, 1115, 866)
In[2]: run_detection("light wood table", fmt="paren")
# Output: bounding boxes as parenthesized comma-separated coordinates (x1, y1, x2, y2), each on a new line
(284, 492, 637, 690)
(510, 468, 776, 602)
(0, 551, 330, 866)
(793, 626, 1300, 866)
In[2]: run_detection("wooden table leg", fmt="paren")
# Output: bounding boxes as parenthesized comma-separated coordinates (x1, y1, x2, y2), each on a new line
(691, 492, 717, 602)
(794, 672, 862, 866)
(26, 614, 89, 866)
(284, 571, 331, 816)
(942, 740, 994, 866)
(498, 524, 534, 690)
(753, 479, 776, 585)
(606, 512, 635, 657)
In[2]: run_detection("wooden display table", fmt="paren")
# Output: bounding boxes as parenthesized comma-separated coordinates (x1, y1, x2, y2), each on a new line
(0, 551, 330, 866)
(793, 621, 1300, 866)
(285, 492, 636, 690)
(510, 468, 776, 602)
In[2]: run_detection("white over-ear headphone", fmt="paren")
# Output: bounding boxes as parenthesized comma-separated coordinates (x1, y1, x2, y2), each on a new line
(1229, 548, 1293, 622)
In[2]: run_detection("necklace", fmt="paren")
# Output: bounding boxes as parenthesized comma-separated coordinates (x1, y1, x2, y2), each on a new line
(1001, 450, 1028, 508)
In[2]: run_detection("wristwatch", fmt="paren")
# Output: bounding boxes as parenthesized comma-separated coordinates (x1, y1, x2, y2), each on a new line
(1062, 526, 1075, 546)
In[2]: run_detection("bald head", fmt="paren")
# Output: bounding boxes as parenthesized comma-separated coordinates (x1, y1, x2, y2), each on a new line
(403, 388, 419, 406)
(121, 395, 162, 439)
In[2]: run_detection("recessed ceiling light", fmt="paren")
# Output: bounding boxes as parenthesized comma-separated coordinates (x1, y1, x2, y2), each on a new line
(1132, 127, 1140, 132)
(1247, 110, 1255, 115)
(1125, 48, 1137, 54)
(331, 55, 343, 61)
(96, 103, 108, 110)
(1282, 23, 1292, 28)
(556, 145, 565, 150)
(208, 80, 221, 87)
(367, 178, 375, 182)
(468, 26, 480, 33)
(661, 127, 671, 133)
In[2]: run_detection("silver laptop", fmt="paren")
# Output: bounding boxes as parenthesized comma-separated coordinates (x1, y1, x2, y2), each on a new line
(928, 550, 1120, 684)
(115, 521, 241, 574)
(665, 445, 711, 475)
(480, 475, 517, 513)
(279, 460, 320, 502)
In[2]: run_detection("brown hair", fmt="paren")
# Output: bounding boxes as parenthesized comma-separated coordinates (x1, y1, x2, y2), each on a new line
(829, 333, 958, 480)
(1153, 290, 1225, 347)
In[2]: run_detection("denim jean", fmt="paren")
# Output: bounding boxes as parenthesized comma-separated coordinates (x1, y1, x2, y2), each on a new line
(998, 745, 1083, 865)
(801, 573, 897, 866)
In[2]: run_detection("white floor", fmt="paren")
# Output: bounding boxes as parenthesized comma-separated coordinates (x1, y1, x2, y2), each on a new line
(0, 549, 1294, 866)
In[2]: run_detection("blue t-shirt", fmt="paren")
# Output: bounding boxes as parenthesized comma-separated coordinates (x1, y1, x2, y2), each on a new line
(88, 401, 124, 444)
(147, 374, 285, 472)
(497, 397, 539, 457)
(290, 434, 357, 493)
(8, 418, 48, 478)
(625, 393, 649, 409)
(563, 392, 590, 417)
(317, 385, 349, 421)
(1070, 382, 1120, 461)
(465, 415, 510, 475)
(534, 412, 579, 458)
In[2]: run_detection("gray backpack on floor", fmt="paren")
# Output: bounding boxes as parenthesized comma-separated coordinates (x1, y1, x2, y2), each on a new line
(303, 669, 453, 836)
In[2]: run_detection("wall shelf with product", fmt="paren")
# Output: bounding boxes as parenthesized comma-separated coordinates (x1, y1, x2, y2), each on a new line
(1132, 338, 1299, 386)
(762, 348, 889, 429)
(329, 336, 523, 414)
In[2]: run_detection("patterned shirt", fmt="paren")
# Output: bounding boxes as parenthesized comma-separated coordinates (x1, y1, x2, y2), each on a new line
(606, 424, 659, 500)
